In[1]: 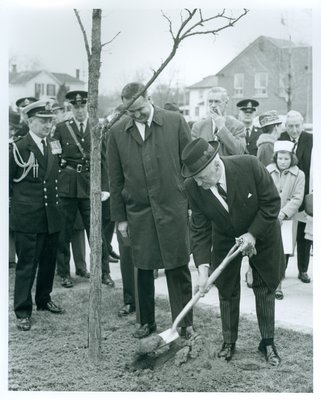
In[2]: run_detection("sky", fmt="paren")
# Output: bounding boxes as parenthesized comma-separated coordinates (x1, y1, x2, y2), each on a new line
(4, 2, 314, 95)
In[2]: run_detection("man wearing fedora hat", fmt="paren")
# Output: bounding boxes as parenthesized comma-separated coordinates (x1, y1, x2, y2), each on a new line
(182, 138, 285, 366)
(236, 99, 262, 156)
(9, 100, 64, 331)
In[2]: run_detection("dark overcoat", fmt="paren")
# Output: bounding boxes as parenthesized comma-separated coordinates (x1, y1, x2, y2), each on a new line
(53, 118, 109, 198)
(9, 133, 62, 234)
(246, 126, 262, 156)
(107, 106, 191, 270)
(185, 155, 285, 296)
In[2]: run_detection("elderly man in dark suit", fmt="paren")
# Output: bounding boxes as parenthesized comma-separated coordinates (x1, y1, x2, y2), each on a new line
(9, 100, 64, 331)
(236, 99, 262, 156)
(182, 138, 285, 366)
(191, 87, 246, 155)
(279, 110, 313, 283)
(107, 82, 194, 339)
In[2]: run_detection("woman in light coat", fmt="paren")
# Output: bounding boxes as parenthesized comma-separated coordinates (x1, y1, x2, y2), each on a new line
(266, 140, 305, 299)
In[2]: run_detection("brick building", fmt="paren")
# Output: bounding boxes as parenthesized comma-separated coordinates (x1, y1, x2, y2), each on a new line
(187, 36, 312, 123)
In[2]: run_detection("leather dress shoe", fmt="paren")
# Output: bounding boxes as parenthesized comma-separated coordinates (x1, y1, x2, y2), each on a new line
(258, 341, 281, 366)
(298, 272, 311, 283)
(37, 301, 64, 314)
(76, 270, 90, 278)
(16, 317, 31, 331)
(133, 322, 157, 339)
(218, 343, 235, 361)
(102, 273, 115, 287)
(118, 304, 135, 317)
(61, 277, 73, 288)
(109, 250, 120, 260)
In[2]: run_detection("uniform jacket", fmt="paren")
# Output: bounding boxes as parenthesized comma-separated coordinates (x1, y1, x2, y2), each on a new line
(53, 118, 109, 198)
(266, 163, 305, 219)
(185, 155, 284, 296)
(107, 106, 191, 270)
(191, 116, 246, 155)
(246, 126, 262, 156)
(256, 133, 275, 166)
(9, 133, 62, 234)
(279, 131, 312, 196)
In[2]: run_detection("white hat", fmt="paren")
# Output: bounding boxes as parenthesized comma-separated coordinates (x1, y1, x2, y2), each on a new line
(274, 140, 295, 153)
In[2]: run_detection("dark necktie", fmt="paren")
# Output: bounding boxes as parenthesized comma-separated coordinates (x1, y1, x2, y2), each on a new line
(41, 139, 48, 165)
(246, 128, 250, 145)
(80, 122, 84, 136)
(216, 182, 227, 202)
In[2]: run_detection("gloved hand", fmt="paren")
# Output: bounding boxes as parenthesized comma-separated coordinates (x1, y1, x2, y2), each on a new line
(236, 233, 257, 258)
(101, 191, 110, 202)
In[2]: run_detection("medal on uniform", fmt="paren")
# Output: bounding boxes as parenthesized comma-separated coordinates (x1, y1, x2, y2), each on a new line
(50, 140, 62, 154)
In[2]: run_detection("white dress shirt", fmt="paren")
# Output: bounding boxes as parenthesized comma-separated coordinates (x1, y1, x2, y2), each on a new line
(210, 160, 229, 212)
(135, 105, 154, 141)
(29, 131, 47, 155)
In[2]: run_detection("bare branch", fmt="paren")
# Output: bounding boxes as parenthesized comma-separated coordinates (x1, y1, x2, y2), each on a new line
(74, 9, 91, 62)
(101, 31, 121, 47)
(161, 10, 175, 41)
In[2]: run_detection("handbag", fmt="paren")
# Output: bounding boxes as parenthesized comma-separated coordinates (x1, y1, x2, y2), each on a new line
(304, 193, 313, 216)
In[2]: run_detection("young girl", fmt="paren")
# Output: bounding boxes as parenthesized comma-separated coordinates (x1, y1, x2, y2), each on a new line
(266, 140, 305, 300)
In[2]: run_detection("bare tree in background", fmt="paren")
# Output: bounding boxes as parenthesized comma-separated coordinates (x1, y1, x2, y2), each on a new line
(75, 7, 248, 362)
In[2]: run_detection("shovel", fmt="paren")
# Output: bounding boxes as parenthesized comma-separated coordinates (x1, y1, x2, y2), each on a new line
(138, 243, 242, 354)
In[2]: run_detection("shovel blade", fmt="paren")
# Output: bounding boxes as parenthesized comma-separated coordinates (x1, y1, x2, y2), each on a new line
(159, 328, 180, 344)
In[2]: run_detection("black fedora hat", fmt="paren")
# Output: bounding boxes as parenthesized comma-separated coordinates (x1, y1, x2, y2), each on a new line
(181, 138, 220, 178)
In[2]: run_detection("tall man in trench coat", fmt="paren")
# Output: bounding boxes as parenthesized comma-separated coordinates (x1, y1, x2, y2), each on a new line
(182, 138, 285, 366)
(107, 82, 193, 339)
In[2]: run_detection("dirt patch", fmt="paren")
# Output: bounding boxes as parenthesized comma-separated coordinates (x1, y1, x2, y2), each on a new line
(8, 270, 313, 392)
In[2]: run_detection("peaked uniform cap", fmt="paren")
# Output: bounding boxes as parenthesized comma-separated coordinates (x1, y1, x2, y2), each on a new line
(236, 99, 259, 112)
(15, 97, 37, 108)
(65, 90, 88, 105)
(23, 100, 54, 118)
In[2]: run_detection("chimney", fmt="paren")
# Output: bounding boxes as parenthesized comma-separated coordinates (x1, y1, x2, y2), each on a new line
(12, 64, 17, 73)
(76, 69, 80, 79)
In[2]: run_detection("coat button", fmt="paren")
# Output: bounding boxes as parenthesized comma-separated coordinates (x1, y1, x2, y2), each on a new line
(55, 186, 58, 190)
(56, 201, 59, 205)
(43, 180, 46, 184)
(55, 179, 58, 183)
(44, 195, 48, 199)
(44, 188, 47, 192)
(56, 194, 59, 197)
(45, 203, 48, 206)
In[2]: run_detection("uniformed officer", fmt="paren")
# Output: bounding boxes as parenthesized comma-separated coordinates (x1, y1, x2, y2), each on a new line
(9, 100, 64, 331)
(53, 90, 111, 287)
(236, 99, 261, 156)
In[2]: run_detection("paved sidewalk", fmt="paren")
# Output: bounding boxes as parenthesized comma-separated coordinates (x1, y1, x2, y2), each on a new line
(78, 238, 313, 334)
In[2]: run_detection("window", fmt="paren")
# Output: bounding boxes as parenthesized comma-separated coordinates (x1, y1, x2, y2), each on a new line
(198, 89, 204, 100)
(195, 106, 199, 118)
(46, 84, 56, 96)
(233, 73, 244, 97)
(255, 73, 268, 97)
(34, 83, 45, 98)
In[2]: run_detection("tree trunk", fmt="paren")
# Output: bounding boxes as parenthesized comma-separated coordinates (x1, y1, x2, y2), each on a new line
(88, 9, 102, 362)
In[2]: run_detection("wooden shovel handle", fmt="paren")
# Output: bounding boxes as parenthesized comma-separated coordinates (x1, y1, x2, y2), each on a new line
(172, 244, 241, 331)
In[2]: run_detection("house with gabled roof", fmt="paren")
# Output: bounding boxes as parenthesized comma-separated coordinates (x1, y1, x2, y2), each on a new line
(9, 66, 86, 109)
(187, 35, 312, 123)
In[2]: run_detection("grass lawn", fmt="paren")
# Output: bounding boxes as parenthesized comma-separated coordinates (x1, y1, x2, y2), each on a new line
(8, 270, 313, 392)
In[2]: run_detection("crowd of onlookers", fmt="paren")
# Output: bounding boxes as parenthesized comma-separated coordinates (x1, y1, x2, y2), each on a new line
(9, 84, 312, 366)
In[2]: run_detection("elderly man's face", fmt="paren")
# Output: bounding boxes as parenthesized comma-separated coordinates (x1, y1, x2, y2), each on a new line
(123, 96, 151, 123)
(72, 103, 88, 123)
(193, 154, 223, 190)
(28, 117, 53, 138)
(207, 92, 228, 115)
(286, 115, 303, 139)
